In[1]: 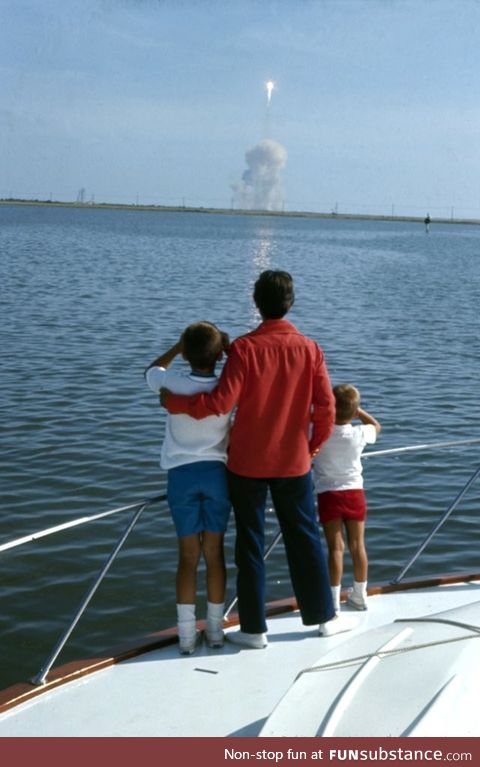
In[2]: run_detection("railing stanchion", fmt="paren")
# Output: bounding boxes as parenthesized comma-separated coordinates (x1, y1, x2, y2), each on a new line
(31, 502, 148, 686)
(391, 465, 480, 585)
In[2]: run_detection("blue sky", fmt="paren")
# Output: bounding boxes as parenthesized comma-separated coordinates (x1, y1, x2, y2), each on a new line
(2, 0, 480, 217)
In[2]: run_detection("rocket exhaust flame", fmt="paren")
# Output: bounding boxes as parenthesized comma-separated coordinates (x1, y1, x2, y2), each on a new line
(266, 80, 275, 104)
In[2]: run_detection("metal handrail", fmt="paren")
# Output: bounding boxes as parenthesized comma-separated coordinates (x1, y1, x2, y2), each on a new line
(30, 494, 166, 685)
(0, 493, 167, 553)
(391, 464, 480, 584)
(3, 438, 479, 684)
(3, 439, 477, 556)
(224, 439, 480, 616)
(364, 437, 480, 459)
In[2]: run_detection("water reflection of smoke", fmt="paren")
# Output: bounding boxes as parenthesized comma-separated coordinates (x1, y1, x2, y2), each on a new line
(249, 227, 273, 327)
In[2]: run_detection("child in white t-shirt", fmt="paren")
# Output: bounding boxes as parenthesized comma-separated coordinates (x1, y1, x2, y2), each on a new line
(313, 384, 381, 612)
(145, 321, 231, 654)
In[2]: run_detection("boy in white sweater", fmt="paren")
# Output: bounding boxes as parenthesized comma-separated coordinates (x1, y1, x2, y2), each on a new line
(313, 384, 381, 612)
(145, 322, 231, 653)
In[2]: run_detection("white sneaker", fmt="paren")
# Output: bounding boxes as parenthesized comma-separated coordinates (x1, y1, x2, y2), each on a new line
(205, 630, 225, 649)
(226, 630, 268, 649)
(346, 588, 368, 611)
(318, 615, 358, 637)
(178, 631, 200, 655)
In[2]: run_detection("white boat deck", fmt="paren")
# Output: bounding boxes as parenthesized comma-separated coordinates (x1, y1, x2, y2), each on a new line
(0, 579, 479, 737)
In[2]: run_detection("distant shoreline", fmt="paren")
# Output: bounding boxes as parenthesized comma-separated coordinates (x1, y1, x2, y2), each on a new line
(1, 198, 479, 226)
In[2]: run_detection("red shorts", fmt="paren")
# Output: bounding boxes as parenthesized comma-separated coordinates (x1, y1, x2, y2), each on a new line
(317, 489, 367, 524)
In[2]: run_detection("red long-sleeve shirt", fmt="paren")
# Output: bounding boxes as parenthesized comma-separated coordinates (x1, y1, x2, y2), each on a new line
(165, 319, 335, 478)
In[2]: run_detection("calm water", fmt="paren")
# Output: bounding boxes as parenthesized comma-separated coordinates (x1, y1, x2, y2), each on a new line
(1, 204, 479, 689)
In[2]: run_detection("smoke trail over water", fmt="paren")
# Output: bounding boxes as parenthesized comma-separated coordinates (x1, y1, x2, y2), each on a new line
(232, 138, 287, 211)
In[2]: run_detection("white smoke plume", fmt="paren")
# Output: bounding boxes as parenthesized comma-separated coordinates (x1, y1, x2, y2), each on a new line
(232, 138, 287, 211)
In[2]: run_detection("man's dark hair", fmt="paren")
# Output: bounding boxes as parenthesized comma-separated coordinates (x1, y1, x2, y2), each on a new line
(181, 321, 223, 371)
(253, 270, 295, 319)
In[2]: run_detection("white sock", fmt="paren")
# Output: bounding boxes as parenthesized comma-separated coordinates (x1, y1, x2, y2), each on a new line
(206, 601, 224, 635)
(177, 603, 196, 641)
(331, 585, 341, 613)
(353, 580, 367, 598)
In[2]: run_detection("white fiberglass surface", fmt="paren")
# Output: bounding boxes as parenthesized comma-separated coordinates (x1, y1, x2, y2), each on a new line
(0, 582, 479, 737)
(260, 598, 480, 737)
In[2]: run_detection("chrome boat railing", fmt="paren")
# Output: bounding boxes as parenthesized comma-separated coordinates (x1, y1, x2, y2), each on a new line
(224, 439, 480, 614)
(32, 495, 168, 686)
(1, 494, 166, 686)
(390, 464, 480, 584)
(0, 495, 166, 553)
(360, 438, 480, 584)
(1, 438, 479, 686)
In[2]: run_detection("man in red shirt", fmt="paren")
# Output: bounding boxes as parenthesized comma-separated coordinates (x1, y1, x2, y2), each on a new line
(162, 270, 356, 647)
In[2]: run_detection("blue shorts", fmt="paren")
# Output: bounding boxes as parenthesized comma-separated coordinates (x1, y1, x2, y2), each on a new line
(167, 460, 231, 537)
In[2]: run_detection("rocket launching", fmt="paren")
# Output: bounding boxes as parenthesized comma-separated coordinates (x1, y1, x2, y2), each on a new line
(231, 79, 286, 211)
(266, 80, 275, 104)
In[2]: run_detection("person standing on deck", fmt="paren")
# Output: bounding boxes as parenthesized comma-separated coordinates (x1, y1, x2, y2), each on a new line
(314, 384, 381, 614)
(161, 270, 357, 647)
(145, 322, 232, 655)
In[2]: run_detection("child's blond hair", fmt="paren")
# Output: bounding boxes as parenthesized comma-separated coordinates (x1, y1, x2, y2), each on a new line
(333, 383, 360, 423)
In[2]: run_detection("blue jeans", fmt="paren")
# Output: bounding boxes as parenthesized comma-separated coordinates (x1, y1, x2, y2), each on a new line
(227, 470, 335, 633)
